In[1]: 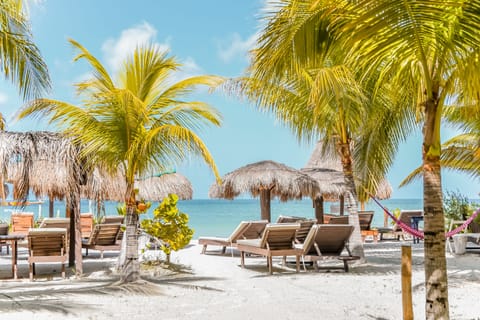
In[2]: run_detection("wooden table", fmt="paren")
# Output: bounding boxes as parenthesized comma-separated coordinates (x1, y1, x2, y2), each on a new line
(0, 234, 26, 279)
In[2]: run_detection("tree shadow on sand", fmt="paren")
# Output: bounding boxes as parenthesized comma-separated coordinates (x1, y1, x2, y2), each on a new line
(0, 261, 224, 316)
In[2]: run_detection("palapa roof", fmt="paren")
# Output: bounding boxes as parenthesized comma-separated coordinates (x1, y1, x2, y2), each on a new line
(82, 169, 193, 202)
(209, 160, 319, 201)
(304, 141, 392, 201)
(0, 131, 80, 201)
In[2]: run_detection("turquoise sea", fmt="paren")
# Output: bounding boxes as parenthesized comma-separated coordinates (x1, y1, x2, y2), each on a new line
(0, 198, 425, 239)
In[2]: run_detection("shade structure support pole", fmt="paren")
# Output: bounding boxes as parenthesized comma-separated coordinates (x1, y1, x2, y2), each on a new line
(49, 196, 54, 218)
(67, 191, 82, 275)
(340, 195, 345, 215)
(314, 196, 324, 223)
(260, 188, 271, 222)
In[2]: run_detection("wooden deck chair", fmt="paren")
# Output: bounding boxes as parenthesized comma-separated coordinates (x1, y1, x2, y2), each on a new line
(80, 213, 94, 239)
(276, 215, 307, 223)
(0, 223, 9, 254)
(294, 219, 317, 244)
(39, 217, 70, 232)
(378, 210, 423, 241)
(27, 228, 68, 281)
(10, 212, 34, 235)
(236, 223, 302, 275)
(198, 220, 268, 254)
(82, 223, 121, 259)
(100, 215, 125, 240)
(328, 215, 349, 225)
(299, 224, 359, 272)
(358, 211, 375, 242)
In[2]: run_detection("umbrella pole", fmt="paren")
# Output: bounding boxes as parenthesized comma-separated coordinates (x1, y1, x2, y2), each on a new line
(49, 197, 54, 218)
(260, 188, 271, 222)
(314, 196, 324, 224)
(340, 195, 345, 215)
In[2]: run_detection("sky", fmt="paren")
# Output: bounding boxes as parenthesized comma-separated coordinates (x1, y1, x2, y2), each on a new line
(0, 0, 478, 199)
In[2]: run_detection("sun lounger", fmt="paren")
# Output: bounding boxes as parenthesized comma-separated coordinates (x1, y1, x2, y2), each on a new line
(298, 224, 359, 272)
(82, 223, 121, 259)
(39, 217, 70, 231)
(27, 228, 68, 280)
(10, 212, 34, 235)
(328, 215, 349, 224)
(0, 223, 10, 254)
(100, 215, 125, 240)
(198, 220, 268, 254)
(80, 213, 94, 239)
(378, 210, 423, 241)
(276, 216, 316, 244)
(236, 223, 303, 275)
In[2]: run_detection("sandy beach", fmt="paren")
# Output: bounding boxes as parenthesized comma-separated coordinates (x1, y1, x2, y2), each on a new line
(0, 240, 479, 320)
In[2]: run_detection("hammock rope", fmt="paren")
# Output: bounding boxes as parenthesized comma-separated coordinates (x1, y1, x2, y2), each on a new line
(368, 193, 480, 239)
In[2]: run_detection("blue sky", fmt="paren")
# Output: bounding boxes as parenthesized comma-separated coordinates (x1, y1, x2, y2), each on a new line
(1, 0, 478, 199)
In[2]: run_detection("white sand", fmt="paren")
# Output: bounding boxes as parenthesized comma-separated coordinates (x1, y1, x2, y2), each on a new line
(1, 240, 480, 320)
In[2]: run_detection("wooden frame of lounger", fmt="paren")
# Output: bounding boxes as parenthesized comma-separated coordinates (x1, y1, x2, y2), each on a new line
(27, 228, 68, 281)
(300, 224, 359, 272)
(82, 223, 121, 259)
(378, 210, 423, 241)
(11, 212, 34, 235)
(198, 220, 268, 254)
(236, 223, 302, 275)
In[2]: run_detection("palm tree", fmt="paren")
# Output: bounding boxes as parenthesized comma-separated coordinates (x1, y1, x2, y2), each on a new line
(227, 1, 411, 260)
(0, 0, 50, 99)
(17, 39, 223, 282)
(288, 1, 480, 319)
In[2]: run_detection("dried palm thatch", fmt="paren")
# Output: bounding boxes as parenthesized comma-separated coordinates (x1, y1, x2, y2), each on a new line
(0, 131, 81, 202)
(82, 169, 193, 202)
(305, 141, 392, 201)
(300, 167, 347, 201)
(209, 160, 319, 221)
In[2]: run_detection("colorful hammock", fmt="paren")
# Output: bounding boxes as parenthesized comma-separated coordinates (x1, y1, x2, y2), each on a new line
(369, 194, 480, 239)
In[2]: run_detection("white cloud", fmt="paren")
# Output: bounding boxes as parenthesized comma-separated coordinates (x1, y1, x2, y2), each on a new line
(218, 32, 259, 63)
(101, 22, 170, 72)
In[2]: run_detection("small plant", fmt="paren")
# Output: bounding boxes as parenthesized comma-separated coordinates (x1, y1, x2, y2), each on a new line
(443, 189, 471, 221)
(141, 194, 194, 262)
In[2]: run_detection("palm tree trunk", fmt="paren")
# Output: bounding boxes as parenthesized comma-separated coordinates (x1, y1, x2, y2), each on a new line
(120, 184, 140, 282)
(337, 141, 365, 260)
(423, 101, 449, 319)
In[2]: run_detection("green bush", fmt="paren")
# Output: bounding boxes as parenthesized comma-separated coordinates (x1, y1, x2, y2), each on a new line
(141, 194, 194, 259)
(443, 189, 471, 221)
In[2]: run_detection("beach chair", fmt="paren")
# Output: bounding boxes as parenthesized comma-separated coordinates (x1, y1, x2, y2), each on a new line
(82, 223, 121, 259)
(378, 210, 423, 241)
(10, 212, 34, 235)
(298, 224, 359, 272)
(27, 228, 68, 281)
(236, 223, 303, 275)
(100, 215, 125, 240)
(198, 220, 268, 254)
(0, 222, 10, 254)
(276, 215, 316, 243)
(39, 217, 70, 232)
(358, 211, 378, 242)
(80, 213, 94, 239)
(328, 215, 349, 225)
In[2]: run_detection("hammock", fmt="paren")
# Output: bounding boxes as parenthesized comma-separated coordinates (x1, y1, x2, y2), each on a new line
(369, 194, 480, 239)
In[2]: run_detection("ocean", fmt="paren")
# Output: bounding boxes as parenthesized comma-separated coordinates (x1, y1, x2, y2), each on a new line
(0, 198, 424, 239)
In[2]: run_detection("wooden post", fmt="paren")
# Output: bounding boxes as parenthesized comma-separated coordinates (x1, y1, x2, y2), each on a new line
(339, 195, 345, 215)
(49, 197, 54, 218)
(314, 196, 324, 223)
(384, 209, 389, 227)
(401, 245, 413, 320)
(260, 188, 271, 222)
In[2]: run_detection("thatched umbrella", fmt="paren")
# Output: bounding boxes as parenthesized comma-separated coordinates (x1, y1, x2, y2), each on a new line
(304, 141, 393, 222)
(82, 169, 193, 204)
(0, 131, 84, 273)
(209, 160, 319, 222)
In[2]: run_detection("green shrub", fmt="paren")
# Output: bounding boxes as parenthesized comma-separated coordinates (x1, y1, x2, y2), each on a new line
(141, 194, 194, 259)
(443, 189, 471, 221)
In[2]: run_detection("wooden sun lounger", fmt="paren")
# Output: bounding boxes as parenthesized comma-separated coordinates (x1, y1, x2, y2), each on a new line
(299, 224, 359, 272)
(82, 223, 121, 259)
(236, 223, 303, 275)
(28, 228, 68, 281)
(198, 220, 268, 254)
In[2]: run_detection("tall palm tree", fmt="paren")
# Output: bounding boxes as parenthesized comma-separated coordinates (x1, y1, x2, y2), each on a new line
(284, 1, 480, 319)
(17, 39, 223, 282)
(0, 0, 50, 99)
(228, 1, 411, 259)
